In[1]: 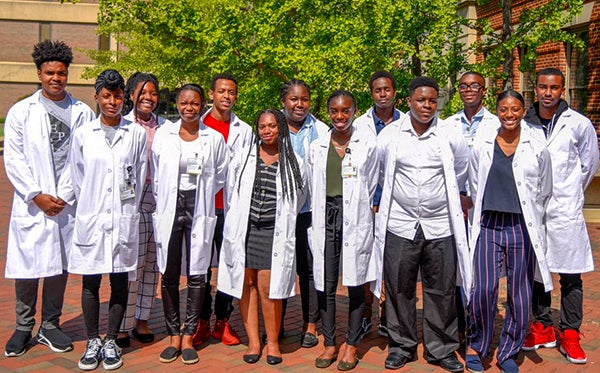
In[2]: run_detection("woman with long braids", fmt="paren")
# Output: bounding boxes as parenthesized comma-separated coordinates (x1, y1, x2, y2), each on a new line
(218, 109, 305, 365)
(116, 72, 172, 348)
(308, 90, 378, 371)
(152, 84, 228, 365)
(67, 69, 147, 371)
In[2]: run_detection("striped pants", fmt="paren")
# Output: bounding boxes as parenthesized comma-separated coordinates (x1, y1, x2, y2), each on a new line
(467, 211, 535, 363)
(119, 184, 159, 332)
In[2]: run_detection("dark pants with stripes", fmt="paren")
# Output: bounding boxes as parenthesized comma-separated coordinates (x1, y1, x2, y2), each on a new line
(384, 227, 458, 361)
(318, 196, 365, 347)
(467, 211, 535, 363)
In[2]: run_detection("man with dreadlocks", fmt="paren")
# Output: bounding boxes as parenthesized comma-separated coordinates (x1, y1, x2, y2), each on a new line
(3, 40, 95, 357)
(218, 109, 305, 366)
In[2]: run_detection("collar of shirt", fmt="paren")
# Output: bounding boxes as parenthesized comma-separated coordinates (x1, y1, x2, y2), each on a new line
(372, 107, 401, 134)
(402, 114, 438, 139)
(459, 106, 485, 136)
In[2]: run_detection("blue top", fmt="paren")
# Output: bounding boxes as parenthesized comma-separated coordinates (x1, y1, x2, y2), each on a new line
(482, 140, 522, 214)
(372, 107, 401, 206)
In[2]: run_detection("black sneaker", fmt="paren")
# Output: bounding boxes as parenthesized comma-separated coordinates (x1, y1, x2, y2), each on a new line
(101, 339, 123, 370)
(359, 317, 372, 339)
(78, 338, 103, 370)
(4, 330, 32, 357)
(37, 327, 73, 353)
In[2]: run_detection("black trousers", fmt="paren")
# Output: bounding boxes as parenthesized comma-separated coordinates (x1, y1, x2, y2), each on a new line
(384, 228, 459, 361)
(317, 196, 365, 347)
(532, 273, 583, 331)
(82, 272, 129, 340)
(296, 212, 320, 324)
(161, 189, 206, 336)
(201, 210, 234, 321)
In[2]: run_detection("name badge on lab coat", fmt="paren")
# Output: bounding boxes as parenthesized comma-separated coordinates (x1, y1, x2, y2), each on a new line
(120, 165, 135, 201)
(186, 155, 203, 175)
(341, 149, 356, 178)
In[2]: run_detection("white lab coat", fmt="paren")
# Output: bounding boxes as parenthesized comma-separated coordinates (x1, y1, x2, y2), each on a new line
(445, 107, 500, 148)
(542, 108, 600, 273)
(469, 121, 554, 291)
(4, 91, 95, 279)
(151, 120, 229, 276)
(200, 108, 253, 157)
(66, 117, 148, 275)
(372, 116, 472, 302)
(218, 146, 306, 299)
(352, 107, 405, 136)
(307, 128, 378, 290)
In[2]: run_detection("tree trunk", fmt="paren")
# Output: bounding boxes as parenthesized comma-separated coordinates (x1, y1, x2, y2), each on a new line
(502, 0, 514, 90)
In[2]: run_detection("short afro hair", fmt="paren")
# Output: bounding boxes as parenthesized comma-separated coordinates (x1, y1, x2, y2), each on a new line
(408, 76, 439, 96)
(32, 40, 73, 70)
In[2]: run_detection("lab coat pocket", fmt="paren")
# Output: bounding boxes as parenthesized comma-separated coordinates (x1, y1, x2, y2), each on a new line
(189, 215, 217, 273)
(74, 214, 99, 246)
(115, 213, 140, 269)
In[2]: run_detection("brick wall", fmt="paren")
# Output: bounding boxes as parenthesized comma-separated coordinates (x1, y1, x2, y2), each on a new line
(476, 0, 600, 132)
(0, 20, 38, 62)
(0, 83, 38, 119)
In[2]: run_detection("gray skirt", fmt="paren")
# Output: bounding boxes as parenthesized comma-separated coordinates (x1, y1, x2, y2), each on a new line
(245, 220, 275, 270)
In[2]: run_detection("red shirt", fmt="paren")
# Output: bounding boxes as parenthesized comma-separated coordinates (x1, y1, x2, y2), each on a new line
(203, 112, 230, 209)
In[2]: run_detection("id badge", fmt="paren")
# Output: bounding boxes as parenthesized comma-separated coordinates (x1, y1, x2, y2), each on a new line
(120, 183, 135, 201)
(341, 156, 357, 178)
(186, 157, 203, 175)
(466, 135, 475, 148)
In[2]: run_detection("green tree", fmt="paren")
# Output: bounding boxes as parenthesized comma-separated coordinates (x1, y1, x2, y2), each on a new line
(470, 0, 584, 90)
(89, 0, 467, 122)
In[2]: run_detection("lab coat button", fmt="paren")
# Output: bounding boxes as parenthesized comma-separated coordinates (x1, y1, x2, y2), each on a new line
(108, 188, 112, 193)
(275, 232, 279, 236)
(107, 209, 111, 214)
(344, 200, 349, 204)
(273, 253, 278, 257)
(344, 242, 348, 247)
(192, 234, 196, 238)
(108, 169, 112, 173)
(345, 221, 349, 225)
(521, 201, 526, 205)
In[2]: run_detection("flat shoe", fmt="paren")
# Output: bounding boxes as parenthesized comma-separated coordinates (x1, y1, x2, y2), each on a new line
(301, 332, 319, 348)
(132, 328, 155, 343)
(315, 352, 338, 368)
(115, 336, 130, 349)
(159, 346, 180, 363)
(267, 355, 283, 365)
(243, 354, 260, 364)
(181, 347, 199, 364)
(466, 354, 484, 373)
(337, 358, 359, 371)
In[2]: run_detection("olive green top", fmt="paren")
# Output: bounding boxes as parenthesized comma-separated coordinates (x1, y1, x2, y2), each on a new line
(326, 143, 343, 197)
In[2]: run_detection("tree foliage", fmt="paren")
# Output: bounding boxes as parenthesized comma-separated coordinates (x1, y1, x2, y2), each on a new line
(470, 0, 584, 90)
(88, 0, 467, 122)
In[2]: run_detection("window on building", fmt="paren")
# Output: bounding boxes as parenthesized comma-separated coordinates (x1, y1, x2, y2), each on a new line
(39, 22, 51, 41)
(565, 30, 589, 115)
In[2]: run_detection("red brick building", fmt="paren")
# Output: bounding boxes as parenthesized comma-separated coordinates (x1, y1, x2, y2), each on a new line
(464, 0, 600, 132)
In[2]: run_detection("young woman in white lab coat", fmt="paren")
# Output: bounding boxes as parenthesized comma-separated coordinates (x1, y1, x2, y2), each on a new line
(151, 84, 228, 365)
(117, 72, 171, 347)
(67, 69, 148, 371)
(218, 109, 304, 365)
(308, 90, 378, 371)
(465, 91, 552, 373)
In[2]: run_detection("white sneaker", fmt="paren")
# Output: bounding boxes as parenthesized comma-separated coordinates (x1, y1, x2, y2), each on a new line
(78, 338, 102, 370)
(101, 339, 123, 370)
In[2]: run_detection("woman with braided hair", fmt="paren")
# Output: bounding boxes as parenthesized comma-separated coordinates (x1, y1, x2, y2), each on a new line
(218, 109, 305, 365)
(67, 69, 148, 370)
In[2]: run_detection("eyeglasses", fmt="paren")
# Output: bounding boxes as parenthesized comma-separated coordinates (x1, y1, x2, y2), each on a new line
(458, 83, 483, 92)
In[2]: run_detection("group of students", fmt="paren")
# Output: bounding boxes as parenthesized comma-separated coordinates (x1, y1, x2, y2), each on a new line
(3, 40, 598, 373)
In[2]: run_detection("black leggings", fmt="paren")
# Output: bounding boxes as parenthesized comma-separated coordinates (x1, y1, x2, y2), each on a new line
(82, 273, 129, 340)
(161, 189, 206, 336)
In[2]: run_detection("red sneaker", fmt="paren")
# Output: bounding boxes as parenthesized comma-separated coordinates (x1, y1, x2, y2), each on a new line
(191, 319, 211, 347)
(212, 319, 240, 346)
(522, 322, 556, 351)
(559, 329, 587, 364)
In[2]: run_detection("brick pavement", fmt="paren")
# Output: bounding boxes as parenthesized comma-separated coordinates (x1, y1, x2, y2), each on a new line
(0, 158, 598, 372)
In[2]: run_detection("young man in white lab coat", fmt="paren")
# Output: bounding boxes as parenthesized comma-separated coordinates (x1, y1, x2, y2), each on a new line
(374, 77, 470, 372)
(445, 71, 499, 342)
(522, 68, 599, 365)
(194, 73, 253, 347)
(3, 40, 95, 357)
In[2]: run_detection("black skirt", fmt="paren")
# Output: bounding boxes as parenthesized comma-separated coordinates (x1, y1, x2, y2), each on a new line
(245, 220, 275, 270)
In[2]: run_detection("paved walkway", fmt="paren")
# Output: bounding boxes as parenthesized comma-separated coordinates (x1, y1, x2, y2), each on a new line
(0, 158, 598, 372)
